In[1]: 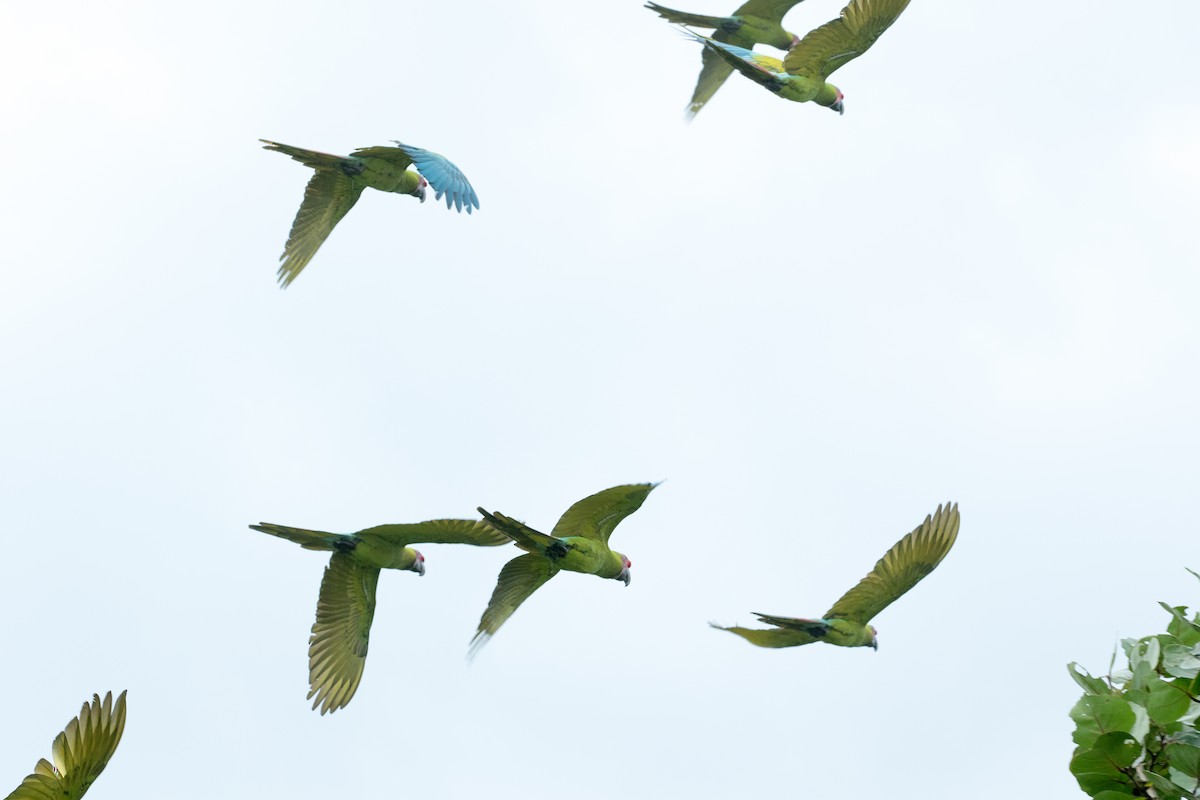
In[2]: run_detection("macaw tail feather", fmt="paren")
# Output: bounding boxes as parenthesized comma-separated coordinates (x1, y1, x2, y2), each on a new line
(251, 522, 342, 552)
(709, 622, 818, 648)
(646, 2, 733, 30)
(260, 140, 346, 171)
(752, 614, 830, 636)
(476, 508, 568, 558)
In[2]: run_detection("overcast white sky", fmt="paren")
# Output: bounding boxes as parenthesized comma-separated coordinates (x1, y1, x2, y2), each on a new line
(2, 1, 1199, 797)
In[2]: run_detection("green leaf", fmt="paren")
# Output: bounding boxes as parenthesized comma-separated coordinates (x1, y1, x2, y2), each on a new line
(1146, 770, 1189, 798)
(1131, 637, 1163, 672)
(1072, 696, 1139, 747)
(1161, 603, 1200, 646)
(1070, 747, 1135, 795)
(1166, 766, 1199, 797)
(1163, 643, 1200, 679)
(1148, 680, 1193, 724)
(1090, 791, 1136, 800)
(1094, 731, 1142, 768)
(1186, 567, 1199, 583)
(1070, 662, 1113, 696)
(1166, 742, 1200, 778)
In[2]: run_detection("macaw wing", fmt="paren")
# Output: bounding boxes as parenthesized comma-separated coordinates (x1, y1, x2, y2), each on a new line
(823, 502, 959, 625)
(549, 483, 657, 544)
(733, 0, 806, 22)
(307, 553, 381, 714)
(469, 553, 559, 658)
(783, 0, 911, 80)
(357, 519, 510, 548)
(347, 144, 414, 169)
(710, 622, 819, 648)
(686, 48, 736, 118)
(275, 167, 365, 288)
(6, 691, 127, 800)
(390, 142, 479, 214)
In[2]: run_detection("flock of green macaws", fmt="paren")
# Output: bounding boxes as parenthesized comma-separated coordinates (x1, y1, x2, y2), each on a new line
(6, 0, 939, 796)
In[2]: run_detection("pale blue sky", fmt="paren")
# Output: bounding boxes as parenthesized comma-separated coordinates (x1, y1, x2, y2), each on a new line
(2, 1, 1199, 797)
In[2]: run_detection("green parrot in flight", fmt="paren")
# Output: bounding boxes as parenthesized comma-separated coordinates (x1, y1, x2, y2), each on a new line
(645, 0, 807, 117)
(682, 0, 912, 114)
(5, 691, 127, 800)
(713, 502, 958, 649)
(469, 483, 657, 657)
(251, 518, 509, 713)
(261, 139, 479, 287)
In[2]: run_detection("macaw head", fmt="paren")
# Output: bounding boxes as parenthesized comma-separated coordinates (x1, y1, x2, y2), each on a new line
(867, 625, 878, 650)
(411, 175, 428, 203)
(829, 88, 845, 116)
(408, 549, 426, 576)
(817, 83, 845, 115)
(614, 553, 632, 586)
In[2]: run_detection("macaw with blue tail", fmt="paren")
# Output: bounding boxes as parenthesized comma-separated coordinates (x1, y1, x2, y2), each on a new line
(261, 139, 479, 287)
(646, 0, 808, 117)
(681, 0, 912, 115)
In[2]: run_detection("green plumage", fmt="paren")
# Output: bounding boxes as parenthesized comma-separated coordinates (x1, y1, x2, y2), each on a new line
(468, 483, 657, 657)
(261, 138, 477, 287)
(685, 0, 912, 114)
(251, 518, 509, 713)
(646, 0, 806, 116)
(713, 502, 959, 650)
(5, 691, 127, 800)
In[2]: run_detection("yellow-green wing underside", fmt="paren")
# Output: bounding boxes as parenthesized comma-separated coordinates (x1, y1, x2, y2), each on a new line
(823, 502, 959, 624)
(356, 519, 510, 548)
(6, 691, 127, 800)
(277, 169, 365, 287)
(549, 483, 657, 544)
(308, 552, 380, 714)
(688, 49, 737, 117)
(469, 553, 559, 658)
(783, 0, 911, 80)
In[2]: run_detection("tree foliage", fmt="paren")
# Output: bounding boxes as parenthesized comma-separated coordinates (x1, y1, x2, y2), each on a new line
(1069, 569, 1200, 799)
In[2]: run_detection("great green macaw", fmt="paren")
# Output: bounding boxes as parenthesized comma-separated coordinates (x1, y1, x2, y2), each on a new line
(251, 518, 509, 713)
(5, 691, 127, 800)
(713, 502, 958, 649)
(260, 139, 479, 287)
(645, 0, 807, 117)
(682, 0, 912, 114)
(469, 483, 657, 657)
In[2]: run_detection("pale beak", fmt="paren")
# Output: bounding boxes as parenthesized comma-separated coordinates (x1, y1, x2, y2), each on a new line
(830, 99, 845, 115)
(415, 560, 426, 577)
(871, 639, 878, 651)
(619, 569, 631, 587)
(416, 184, 427, 203)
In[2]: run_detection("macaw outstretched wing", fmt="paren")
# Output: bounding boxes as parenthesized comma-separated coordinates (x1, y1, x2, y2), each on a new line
(6, 691, 127, 800)
(391, 142, 480, 214)
(823, 502, 959, 624)
(307, 553, 381, 715)
(783, 0, 911, 80)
